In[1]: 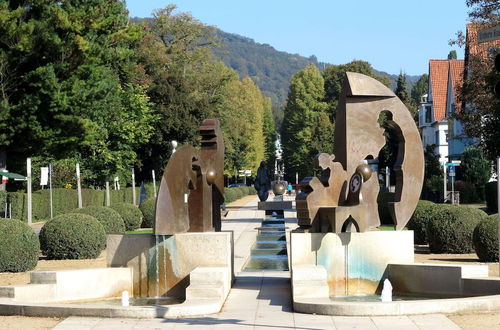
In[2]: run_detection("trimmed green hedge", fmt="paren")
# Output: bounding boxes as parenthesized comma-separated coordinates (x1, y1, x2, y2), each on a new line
(110, 203, 143, 231)
(223, 186, 256, 204)
(427, 205, 488, 253)
(0, 219, 39, 272)
(473, 214, 498, 262)
(71, 206, 125, 234)
(485, 181, 498, 214)
(39, 213, 106, 260)
(407, 200, 438, 244)
(139, 198, 156, 228)
(377, 192, 395, 225)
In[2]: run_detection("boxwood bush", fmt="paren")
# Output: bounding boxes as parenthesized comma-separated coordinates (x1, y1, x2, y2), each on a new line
(139, 198, 156, 228)
(407, 200, 438, 244)
(0, 219, 39, 272)
(39, 213, 106, 260)
(427, 205, 488, 253)
(71, 206, 125, 234)
(110, 203, 143, 231)
(473, 214, 498, 262)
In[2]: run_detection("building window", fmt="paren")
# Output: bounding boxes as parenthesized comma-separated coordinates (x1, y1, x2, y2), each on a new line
(425, 106, 432, 123)
(435, 131, 440, 145)
(444, 130, 448, 142)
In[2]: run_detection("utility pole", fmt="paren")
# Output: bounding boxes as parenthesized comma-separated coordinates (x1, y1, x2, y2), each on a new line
(105, 181, 110, 206)
(131, 168, 136, 206)
(443, 163, 447, 202)
(152, 169, 157, 198)
(27, 158, 32, 225)
(49, 163, 53, 219)
(76, 163, 82, 208)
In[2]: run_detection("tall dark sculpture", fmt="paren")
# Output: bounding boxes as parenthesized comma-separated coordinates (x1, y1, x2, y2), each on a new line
(296, 72, 424, 232)
(254, 161, 271, 201)
(154, 119, 225, 234)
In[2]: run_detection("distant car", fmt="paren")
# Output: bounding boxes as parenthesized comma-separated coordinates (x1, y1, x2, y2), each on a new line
(228, 183, 246, 188)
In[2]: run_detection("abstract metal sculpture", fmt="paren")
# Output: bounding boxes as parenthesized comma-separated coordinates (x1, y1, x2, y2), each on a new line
(296, 72, 424, 232)
(254, 161, 271, 201)
(155, 119, 225, 234)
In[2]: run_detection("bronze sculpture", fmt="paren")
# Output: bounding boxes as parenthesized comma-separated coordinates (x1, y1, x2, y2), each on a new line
(296, 72, 424, 232)
(254, 161, 271, 201)
(154, 119, 225, 234)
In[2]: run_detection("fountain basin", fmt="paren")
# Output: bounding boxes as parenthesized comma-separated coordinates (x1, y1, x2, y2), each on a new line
(290, 231, 500, 315)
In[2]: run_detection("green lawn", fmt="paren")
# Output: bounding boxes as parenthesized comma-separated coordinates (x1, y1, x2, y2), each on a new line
(126, 228, 153, 234)
(377, 225, 408, 231)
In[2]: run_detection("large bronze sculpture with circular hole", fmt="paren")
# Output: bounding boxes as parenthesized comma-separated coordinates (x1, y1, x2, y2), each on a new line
(296, 72, 424, 232)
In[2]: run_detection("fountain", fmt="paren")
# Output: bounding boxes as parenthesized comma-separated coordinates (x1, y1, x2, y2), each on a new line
(0, 119, 234, 318)
(290, 72, 500, 316)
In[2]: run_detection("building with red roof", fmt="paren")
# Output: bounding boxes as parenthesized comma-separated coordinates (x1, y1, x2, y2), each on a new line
(418, 59, 465, 164)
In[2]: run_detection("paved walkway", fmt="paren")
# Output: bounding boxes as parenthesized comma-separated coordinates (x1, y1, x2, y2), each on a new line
(54, 196, 462, 329)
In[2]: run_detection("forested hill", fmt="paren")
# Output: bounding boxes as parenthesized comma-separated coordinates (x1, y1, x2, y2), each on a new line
(215, 30, 421, 106)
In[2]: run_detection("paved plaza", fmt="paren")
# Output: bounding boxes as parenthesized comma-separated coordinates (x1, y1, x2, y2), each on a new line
(53, 196, 464, 329)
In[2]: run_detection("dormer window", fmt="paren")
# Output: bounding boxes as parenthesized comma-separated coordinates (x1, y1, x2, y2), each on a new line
(425, 106, 432, 123)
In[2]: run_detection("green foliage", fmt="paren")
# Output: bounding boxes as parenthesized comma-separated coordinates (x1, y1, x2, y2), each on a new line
(322, 60, 390, 121)
(410, 74, 429, 107)
(71, 206, 125, 234)
(0, 0, 154, 185)
(110, 203, 143, 231)
(448, 50, 458, 60)
(427, 205, 488, 253)
(473, 215, 498, 262)
(422, 145, 444, 201)
(485, 181, 498, 213)
(139, 198, 156, 228)
(377, 192, 395, 225)
(458, 147, 491, 202)
(222, 186, 255, 204)
(282, 64, 329, 179)
(0, 219, 39, 272)
(394, 71, 417, 116)
(39, 213, 106, 260)
(262, 98, 277, 167)
(407, 200, 438, 244)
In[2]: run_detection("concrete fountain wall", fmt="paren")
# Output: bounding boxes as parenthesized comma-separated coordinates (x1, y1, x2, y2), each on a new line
(290, 231, 414, 296)
(106, 231, 234, 300)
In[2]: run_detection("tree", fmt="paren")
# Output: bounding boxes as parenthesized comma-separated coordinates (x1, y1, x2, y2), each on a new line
(449, 1, 500, 160)
(422, 145, 444, 201)
(459, 146, 491, 193)
(262, 98, 277, 169)
(410, 74, 429, 106)
(282, 64, 329, 179)
(394, 71, 417, 117)
(0, 0, 154, 185)
(322, 60, 390, 122)
(448, 50, 458, 59)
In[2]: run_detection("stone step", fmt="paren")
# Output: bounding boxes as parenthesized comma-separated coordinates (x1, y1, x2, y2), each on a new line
(244, 255, 289, 271)
(251, 248, 287, 256)
(0, 284, 56, 302)
(262, 219, 285, 225)
(185, 284, 224, 300)
(189, 267, 226, 285)
(255, 240, 287, 249)
(258, 230, 286, 236)
(256, 233, 285, 241)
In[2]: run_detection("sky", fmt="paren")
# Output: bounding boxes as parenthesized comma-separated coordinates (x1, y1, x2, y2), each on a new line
(125, 0, 471, 76)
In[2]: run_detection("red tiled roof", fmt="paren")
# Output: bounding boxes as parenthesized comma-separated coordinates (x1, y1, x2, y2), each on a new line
(429, 60, 449, 121)
(449, 60, 464, 113)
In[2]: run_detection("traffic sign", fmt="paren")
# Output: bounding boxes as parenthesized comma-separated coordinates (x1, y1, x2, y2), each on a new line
(451, 160, 461, 164)
(445, 163, 460, 167)
(449, 167, 456, 176)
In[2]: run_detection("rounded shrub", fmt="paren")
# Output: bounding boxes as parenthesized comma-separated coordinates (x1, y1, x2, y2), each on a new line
(71, 206, 125, 234)
(407, 200, 438, 244)
(0, 219, 39, 272)
(139, 198, 156, 228)
(224, 189, 237, 203)
(473, 214, 498, 262)
(427, 205, 488, 254)
(39, 213, 106, 260)
(110, 203, 143, 231)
